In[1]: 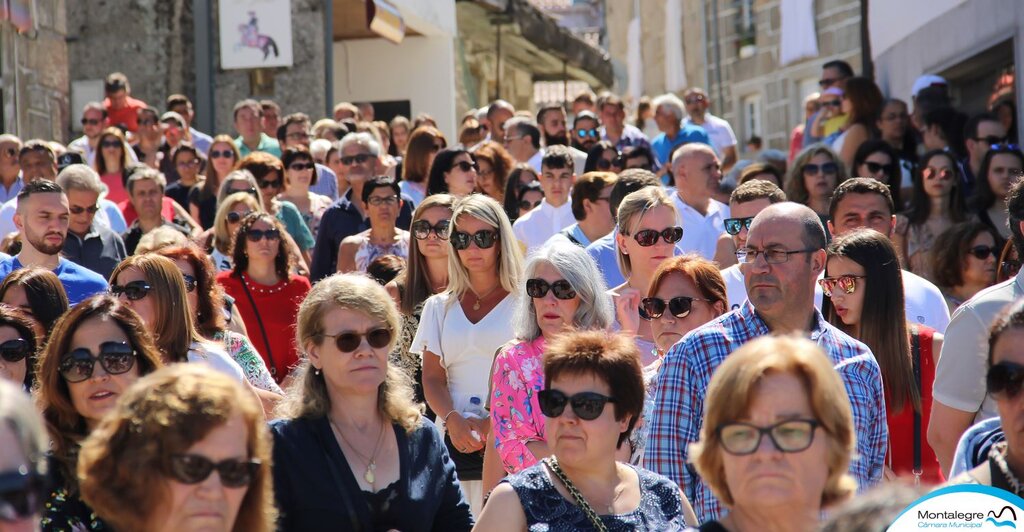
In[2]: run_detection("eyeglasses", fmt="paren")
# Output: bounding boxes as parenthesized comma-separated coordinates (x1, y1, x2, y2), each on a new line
(411, 220, 450, 240)
(110, 280, 151, 301)
(81, 118, 102, 126)
(575, 128, 599, 138)
(975, 135, 1008, 145)
(922, 167, 954, 180)
(526, 279, 577, 300)
(537, 390, 616, 421)
(684, 95, 706, 104)
(966, 245, 996, 260)
(0, 339, 30, 363)
(246, 228, 281, 242)
(209, 150, 235, 159)
(640, 296, 709, 320)
(451, 229, 499, 251)
(100, 140, 122, 149)
(717, 419, 821, 455)
(449, 161, 478, 173)
(257, 178, 282, 190)
(288, 163, 314, 171)
(735, 247, 817, 264)
(58, 341, 136, 383)
(69, 204, 100, 215)
(596, 157, 623, 171)
(0, 467, 45, 522)
(863, 161, 889, 175)
(988, 361, 1024, 399)
(138, 118, 156, 126)
(176, 159, 201, 169)
(227, 210, 251, 224)
(723, 217, 754, 236)
(168, 454, 261, 489)
(822, 100, 842, 108)
(230, 187, 258, 198)
(519, 199, 542, 212)
(818, 77, 839, 88)
(320, 327, 393, 352)
(802, 162, 838, 176)
(366, 195, 398, 207)
(340, 153, 372, 166)
(285, 132, 311, 140)
(818, 275, 866, 297)
(182, 273, 197, 293)
(626, 226, 683, 247)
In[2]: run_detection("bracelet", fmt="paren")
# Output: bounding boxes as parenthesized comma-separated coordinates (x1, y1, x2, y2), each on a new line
(443, 410, 459, 423)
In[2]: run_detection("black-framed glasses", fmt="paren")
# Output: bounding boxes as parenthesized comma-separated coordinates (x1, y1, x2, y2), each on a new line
(735, 247, 817, 265)
(723, 217, 754, 236)
(975, 135, 1008, 145)
(802, 162, 838, 176)
(182, 274, 197, 293)
(451, 229, 499, 251)
(518, 199, 542, 212)
(257, 178, 282, 190)
(449, 161, 478, 173)
(988, 361, 1024, 399)
(320, 327, 393, 353)
(411, 220, 450, 240)
(717, 419, 821, 455)
(366, 195, 399, 207)
(229, 187, 259, 198)
(968, 245, 997, 260)
(288, 163, 314, 171)
(340, 153, 372, 166)
(640, 296, 709, 320)
(822, 100, 842, 108)
(626, 226, 683, 247)
(110, 280, 151, 301)
(818, 78, 839, 88)
(526, 279, 577, 300)
(81, 118, 102, 126)
(818, 275, 866, 297)
(168, 454, 261, 488)
(0, 339, 30, 363)
(537, 390, 616, 421)
(226, 211, 252, 224)
(69, 204, 100, 215)
(246, 228, 281, 243)
(863, 161, 889, 175)
(0, 466, 46, 522)
(58, 341, 136, 383)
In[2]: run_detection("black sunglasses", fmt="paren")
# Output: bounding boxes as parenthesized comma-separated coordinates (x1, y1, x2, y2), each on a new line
(110, 280, 151, 301)
(803, 162, 838, 176)
(988, 361, 1024, 399)
(628, 226, 683, 247)
(227, 210, 252, 224)
(968, 245, 997, 260)
(723, 217, 754, 236)
(0, 467, 46, 523)
(450, 161, 478, 173)
(288, 163, 314, 171)
(69, 204, 100, 215)
(320, 328, 392, 353)
(411, 220, 450, 240)
(537, 389, 616, 421)
(58, 341, 136, 383)
(182, 273, 197, 293)
(451, 229, 499, 251)
(596, 156, 623, 171)
(209, 150, 235, 159)
(640, 296, 709, 320)
(0, 339, 30, 363)
(99, 140, 122, 149)
(526, 279, 577, 300)
(168, 454, 261, 488)
(246, 228, 281, 242)
(257, 178, 282, 190)
(340, 153, 373, 166)
(518, 199, 542, 212)
(863, 161, 889, 174)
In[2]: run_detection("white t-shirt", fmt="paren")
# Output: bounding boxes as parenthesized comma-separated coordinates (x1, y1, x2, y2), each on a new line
(673, 193, 729, 260)
(901, 269, 951, 333)
(513, 199, 576, 255)
(410, 292, 517, 421)
(682, 113, 738, 156)
(187, 341, 246, 383)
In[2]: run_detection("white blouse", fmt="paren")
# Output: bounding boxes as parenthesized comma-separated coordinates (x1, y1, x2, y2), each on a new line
(187, 341, 247, 383)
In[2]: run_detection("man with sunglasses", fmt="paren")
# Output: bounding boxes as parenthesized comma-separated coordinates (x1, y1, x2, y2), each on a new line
(962, 112, 1007, 195)
(274, 112, 338, 200)
(0, 180, 106, 306)
(718, 179, 787, 309)
(929, 177, 1024, 474)
(571, 111, 601, 153)
(646, 202, 886, 523)
(650, 93, 711, 171)
(513, 146, 577, 253)
(121, 169, 190, 255)
(232, 99, 282, 158)
(671, 143, 729, 260)
(68, 102, 108, 168)
(681, 88, 737, 172)
(57, 165, 127, 280)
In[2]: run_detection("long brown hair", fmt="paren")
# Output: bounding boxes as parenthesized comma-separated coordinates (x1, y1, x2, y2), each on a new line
(94, 127, 131, 176)
(156, 244, 228, 338)
(402, 126, 446, 184)
(397, 194, 455, 315)
(232, 212, 292, 281)
(200, 134, 240, 202)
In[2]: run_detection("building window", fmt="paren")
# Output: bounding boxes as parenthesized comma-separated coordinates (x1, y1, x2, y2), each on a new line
(734, 0, 755, 58)
(742, 93, 762, 138)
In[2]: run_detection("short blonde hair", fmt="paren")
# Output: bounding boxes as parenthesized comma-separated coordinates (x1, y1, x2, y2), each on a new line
(134, 226, 189, 254)
(690, 335, 856, 509)
(213, 192, 262, 255)
(615, 187, 676, 277)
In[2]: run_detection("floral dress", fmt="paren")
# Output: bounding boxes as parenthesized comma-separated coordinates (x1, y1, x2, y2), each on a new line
(490, 336, 547, 474)
(41, 452, 109, 531)
(213, 330, 283, 394)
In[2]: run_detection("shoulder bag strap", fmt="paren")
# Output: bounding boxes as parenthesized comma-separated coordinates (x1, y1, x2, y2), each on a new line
(910, 325, 923, 485)
(239, 274, 277, 377)
(543, 457, 608, 532)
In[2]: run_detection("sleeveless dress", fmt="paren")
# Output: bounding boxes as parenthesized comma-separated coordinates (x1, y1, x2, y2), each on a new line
(504, 462, 688, 531)
(354, 236, 410, 272)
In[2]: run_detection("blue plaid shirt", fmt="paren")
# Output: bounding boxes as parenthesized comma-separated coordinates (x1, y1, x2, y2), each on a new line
(643, 301, 887, 522)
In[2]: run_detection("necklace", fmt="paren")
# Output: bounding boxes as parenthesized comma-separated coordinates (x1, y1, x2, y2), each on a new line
(465, 282, 501, 311)
(991, 442, 1022, 494)
(329, 416, 387, 488)
(242, 272, 287, 295)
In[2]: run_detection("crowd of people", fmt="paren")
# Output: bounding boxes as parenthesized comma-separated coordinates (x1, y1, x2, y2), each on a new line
(0, 62, 1022, 531)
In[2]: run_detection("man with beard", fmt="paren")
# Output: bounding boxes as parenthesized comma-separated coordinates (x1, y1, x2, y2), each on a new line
(0, 179, 106, 305)
(537, 103, 587, 171)
(571, 111, 600, 153)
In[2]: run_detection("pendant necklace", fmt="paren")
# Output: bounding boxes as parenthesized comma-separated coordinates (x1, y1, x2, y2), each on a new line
(465, 282, 501, 311)
(329, 417, 386, 487)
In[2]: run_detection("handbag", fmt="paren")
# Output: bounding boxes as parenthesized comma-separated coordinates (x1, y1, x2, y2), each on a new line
(544, 456, 608, 532)
(239, 273, 278, 378)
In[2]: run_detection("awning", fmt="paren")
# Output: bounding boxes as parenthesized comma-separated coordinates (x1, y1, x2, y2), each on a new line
(457, 0, 614, 89)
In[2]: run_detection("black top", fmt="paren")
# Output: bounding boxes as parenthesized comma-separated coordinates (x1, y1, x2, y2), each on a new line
(189, 186, 217, 229)
(41, 452, 110, 531)
(122, 219, 191, 255)
(164, 181, 195, 211)
(62, 224, 127, 280)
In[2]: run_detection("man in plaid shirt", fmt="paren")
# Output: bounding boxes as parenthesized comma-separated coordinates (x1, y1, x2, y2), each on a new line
(644, 202, 887, 522)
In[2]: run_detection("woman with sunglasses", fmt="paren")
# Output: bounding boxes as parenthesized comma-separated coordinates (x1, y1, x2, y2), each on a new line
(476, 330, 696, 530)
(218, 212, 311, 384)
(78, 364, 276, 532)
(583, 140, 623, 174)
(412, 194, 523, 515)
(933, 221, 1000, 312)
(502, 163, 539, 222)
(515, 181, 544, 221)
(893, 149, 967, 282)
(270, 273, 474, 531)
(238, 152, 316, 268)
(400, 126, 447, 205)
(820, 228, 943, 484)
(164, 143, 204, 210)
(0, 266, 69, 332)
(611, 187, 682, 365)
(386, 194, 455, 414)
(786, 144, 848, 227)
(210, 191, 262, 272)
(337, 176, 410, 274)
(852, 139, 903, 210)
(191, 135, 241, 229)
(0, 379, 49, 529)
(94, 127, 132, 204)
(0, 305, 43, 392)
(488, 240, 613, 483)
(969, 145, 1024, 242)
(472, 141, 513, 204)
(689, 335, 856, 531)
(427, 147, 479, 197)
(279, 146, 333, 239)
(36, 294, 164, 530)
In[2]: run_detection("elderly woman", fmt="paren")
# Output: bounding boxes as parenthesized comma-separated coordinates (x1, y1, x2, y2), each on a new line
(0, 305, 43, 391)
(489, 239, 614, 478)
(270, 274, 474, 531)
(0, 379, 49, 528)
(932, 221, 1000, 312)
(475, 330, 697, 530)
(37, 295, 165, 529)
(78, 364, 276, 532)
(690, 335, 856, 531)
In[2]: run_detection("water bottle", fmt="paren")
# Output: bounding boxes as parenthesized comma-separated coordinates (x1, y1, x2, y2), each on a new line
(462, 396, 486, 444)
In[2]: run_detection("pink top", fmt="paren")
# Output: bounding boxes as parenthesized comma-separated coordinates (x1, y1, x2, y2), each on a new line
(490, 336, 547, 474)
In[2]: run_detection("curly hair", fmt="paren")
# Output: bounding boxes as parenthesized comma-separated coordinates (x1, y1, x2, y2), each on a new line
(231, 212, 292, 281)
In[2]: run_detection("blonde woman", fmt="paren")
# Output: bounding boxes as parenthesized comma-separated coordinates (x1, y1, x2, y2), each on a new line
(210, 191, 262, 272)
(411, 194, 523, 515)
(270, 274, 474, 531)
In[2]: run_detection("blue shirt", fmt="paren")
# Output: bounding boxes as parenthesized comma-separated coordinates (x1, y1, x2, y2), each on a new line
(0, 176, 23, 204)
(644, 301, 887, 523)
(0, 256, 108, 306)
(651, 126, 712, 166)
(189, 127, 213, 154)
(585, 232, 624, 288)
(310, 164, 339, 201)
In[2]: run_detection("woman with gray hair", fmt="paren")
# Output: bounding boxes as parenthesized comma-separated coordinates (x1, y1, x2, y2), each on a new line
(0, 379, 49, 527)
(489, 237, 613, 479)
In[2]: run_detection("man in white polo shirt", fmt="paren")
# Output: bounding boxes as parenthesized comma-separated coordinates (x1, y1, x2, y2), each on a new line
(513, 146, 576, 253)
(670, 143, 729, 259)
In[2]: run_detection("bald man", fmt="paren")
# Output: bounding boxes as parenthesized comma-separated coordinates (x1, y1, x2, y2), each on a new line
(670, 143, 729, 259)
(645, 202, 887, 523)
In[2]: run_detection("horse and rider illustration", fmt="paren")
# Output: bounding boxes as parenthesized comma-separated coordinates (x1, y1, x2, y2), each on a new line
(236, 10, 279, 60)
